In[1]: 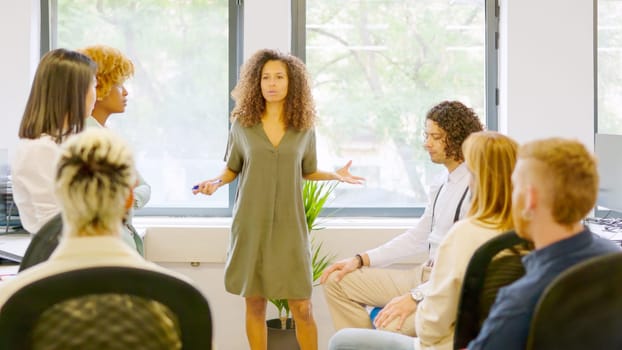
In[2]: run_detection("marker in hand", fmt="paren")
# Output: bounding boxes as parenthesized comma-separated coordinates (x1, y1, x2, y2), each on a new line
(192, 179, 223, 191)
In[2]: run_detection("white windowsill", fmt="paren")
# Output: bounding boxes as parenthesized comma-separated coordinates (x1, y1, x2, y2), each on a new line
(133, 216, 419, 229)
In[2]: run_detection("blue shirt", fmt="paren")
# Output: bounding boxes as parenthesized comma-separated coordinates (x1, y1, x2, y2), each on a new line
(468, 228, 620, 350)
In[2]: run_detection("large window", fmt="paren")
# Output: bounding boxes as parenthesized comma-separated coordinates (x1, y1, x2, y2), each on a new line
(297, 0, 496, 214)
(49, 0, 495, 216)
(596, 0, 622, 217)
(598, 0, 622, 134)
(50, 0, 237, 215)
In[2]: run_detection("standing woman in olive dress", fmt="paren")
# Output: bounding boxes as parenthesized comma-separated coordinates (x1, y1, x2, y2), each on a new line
(193, 49, 364, 350)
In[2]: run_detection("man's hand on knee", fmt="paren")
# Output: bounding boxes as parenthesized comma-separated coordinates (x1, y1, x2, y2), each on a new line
(320, 256, 363, 284)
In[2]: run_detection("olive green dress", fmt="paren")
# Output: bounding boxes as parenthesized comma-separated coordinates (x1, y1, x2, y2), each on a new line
(224, 120, 317, 299)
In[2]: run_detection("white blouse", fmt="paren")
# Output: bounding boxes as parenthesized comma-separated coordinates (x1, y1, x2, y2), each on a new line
(11, 135, 61, 233)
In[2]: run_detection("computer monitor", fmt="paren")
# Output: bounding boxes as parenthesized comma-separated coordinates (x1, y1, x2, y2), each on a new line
(595, 134, 622, 214)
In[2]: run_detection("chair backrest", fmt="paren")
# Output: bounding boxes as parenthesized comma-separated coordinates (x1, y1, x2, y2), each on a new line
(18, 213, 63, 272)
(32, 293, 182, 349)
(454, 230, 531, 349)
(526, 252, 622, 350)
(0, 266, 212, 350)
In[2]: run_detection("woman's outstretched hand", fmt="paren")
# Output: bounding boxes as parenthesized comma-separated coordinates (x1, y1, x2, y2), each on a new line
(335, 160, 366, 184)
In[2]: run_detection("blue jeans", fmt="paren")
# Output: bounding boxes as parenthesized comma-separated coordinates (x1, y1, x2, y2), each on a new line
(328, 328, 415, 350)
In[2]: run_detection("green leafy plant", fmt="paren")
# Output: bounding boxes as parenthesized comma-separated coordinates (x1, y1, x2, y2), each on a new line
(269, 180, 338, 330)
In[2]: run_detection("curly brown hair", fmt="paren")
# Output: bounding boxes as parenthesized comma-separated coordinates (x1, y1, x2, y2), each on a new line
(426, 101, 484, 162)
(231, 49, 316, 130)
(78, 45, 134, 100)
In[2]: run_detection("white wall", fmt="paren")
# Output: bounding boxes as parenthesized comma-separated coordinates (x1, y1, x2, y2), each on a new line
(0, 0, 39, 159)
(498, 0, 595, 148)
(141, 219, 419, 350)
(243, 0, 291, 59)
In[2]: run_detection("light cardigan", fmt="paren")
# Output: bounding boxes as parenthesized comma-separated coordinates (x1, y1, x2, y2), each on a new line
(414, 218, 504, 350)
(85, 116, 151, 210)
(11, 135, 61, 233)
(85, 116, 151, 252)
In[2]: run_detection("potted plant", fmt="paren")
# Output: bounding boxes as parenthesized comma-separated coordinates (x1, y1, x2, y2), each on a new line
(266, 180, 338, 349)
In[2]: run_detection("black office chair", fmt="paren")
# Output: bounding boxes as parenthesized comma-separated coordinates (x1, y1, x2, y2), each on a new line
(33, 293, 182, 349)
(0, 266, 213, 349)
(526, 252, 622, 350)
(454, 230, 531, 349)
(18, 214, 63, 272)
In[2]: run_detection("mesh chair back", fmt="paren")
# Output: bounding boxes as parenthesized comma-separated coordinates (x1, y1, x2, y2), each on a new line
(0, 267, 212, 350)
(32, 294, 181, 350)
(454, 231, 531, 349)
(477, 253, 526, 326)
(526, 252, 622, 350)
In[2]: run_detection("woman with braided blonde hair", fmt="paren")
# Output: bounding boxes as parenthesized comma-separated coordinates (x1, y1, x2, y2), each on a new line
(0, 129, 191, 312)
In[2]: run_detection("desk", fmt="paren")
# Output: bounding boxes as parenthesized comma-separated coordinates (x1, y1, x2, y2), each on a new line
(0, 232, 30, 263)
(0, 263, 18, 281)
(587, 222, 622, 246)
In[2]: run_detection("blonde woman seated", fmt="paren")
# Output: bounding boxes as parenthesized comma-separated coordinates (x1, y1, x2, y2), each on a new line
(0, 128, 189, 307)
(328, 131, 518, 350)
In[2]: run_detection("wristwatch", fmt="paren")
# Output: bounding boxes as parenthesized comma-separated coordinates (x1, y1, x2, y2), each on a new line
(410, 288, 424, 303)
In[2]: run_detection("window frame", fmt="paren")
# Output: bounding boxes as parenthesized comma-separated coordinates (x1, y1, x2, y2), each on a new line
(42, 0, 498, 217)
(594, 0, 621, 218)
(42, 0, 243, 217)
(291, 0, 499, 217)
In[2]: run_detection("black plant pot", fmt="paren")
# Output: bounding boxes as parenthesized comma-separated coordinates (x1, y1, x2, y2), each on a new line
(267, 318, 300, 350)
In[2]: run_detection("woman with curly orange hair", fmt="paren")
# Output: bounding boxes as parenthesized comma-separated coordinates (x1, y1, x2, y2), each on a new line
(79, 45, 134, 127)
(194, 49, 364, 350)
(78, 45, 148, 256)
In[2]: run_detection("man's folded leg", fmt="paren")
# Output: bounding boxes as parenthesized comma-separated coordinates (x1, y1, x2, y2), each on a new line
(322, 265, 424, 335)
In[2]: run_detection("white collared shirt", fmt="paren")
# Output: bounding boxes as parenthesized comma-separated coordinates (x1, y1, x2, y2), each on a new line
(366, 163, 470, 267)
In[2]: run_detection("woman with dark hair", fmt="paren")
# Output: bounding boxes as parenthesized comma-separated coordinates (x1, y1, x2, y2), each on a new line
(194, 49, 364, 350)
(11, 48, 97, 234)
